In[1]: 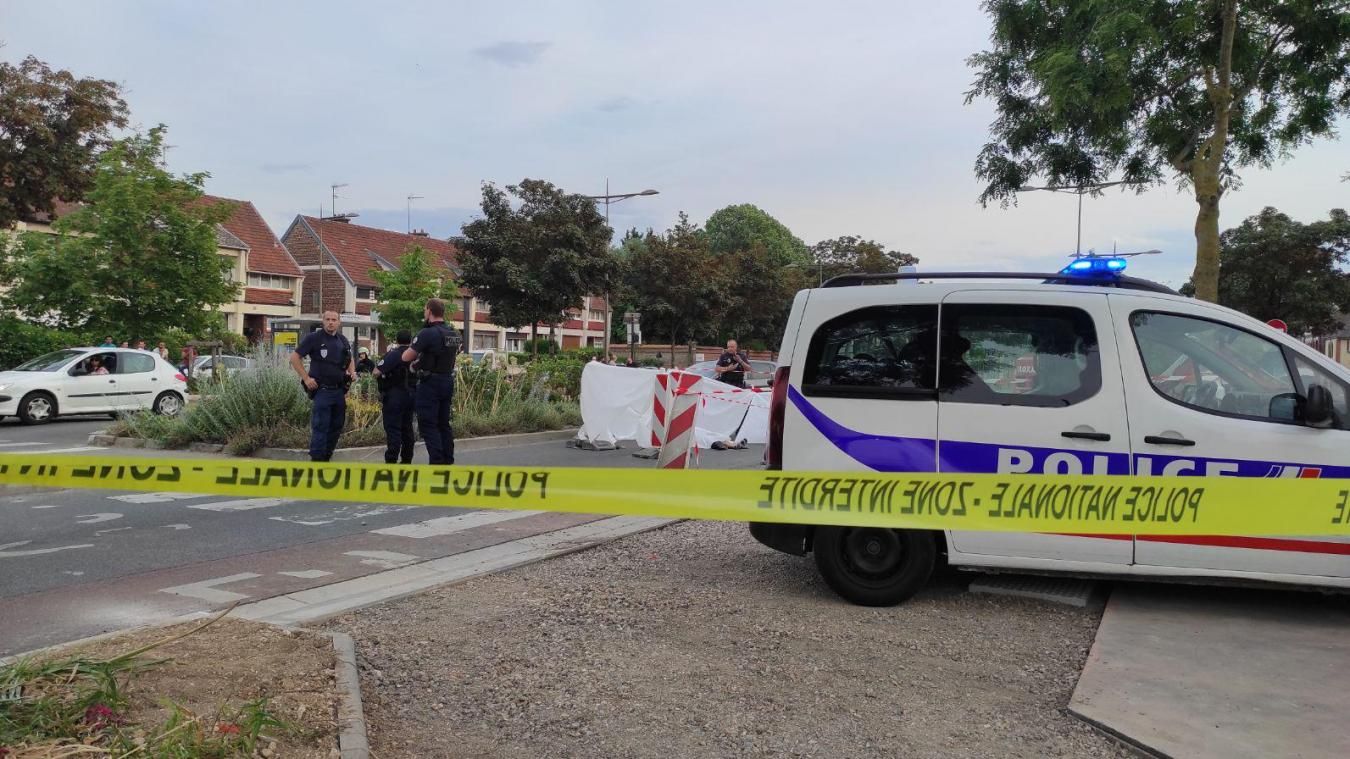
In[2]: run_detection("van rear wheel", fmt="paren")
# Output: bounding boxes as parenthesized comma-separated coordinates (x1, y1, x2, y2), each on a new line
(813, 527, 935, 606)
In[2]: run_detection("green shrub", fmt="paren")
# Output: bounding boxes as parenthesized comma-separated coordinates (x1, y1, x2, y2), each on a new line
(116, 356, 582, 453)
(521, 337, 561, 356)
(523, 355, 587, 400)
(0, 317, 93, 370)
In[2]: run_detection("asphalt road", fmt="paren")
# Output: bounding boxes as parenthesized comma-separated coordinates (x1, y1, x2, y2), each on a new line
(0, 440, 765, 655)
(0, 415, 110, 454)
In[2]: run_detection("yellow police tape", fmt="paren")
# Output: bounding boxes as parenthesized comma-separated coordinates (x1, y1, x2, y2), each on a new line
(1, 453, 1348, 536)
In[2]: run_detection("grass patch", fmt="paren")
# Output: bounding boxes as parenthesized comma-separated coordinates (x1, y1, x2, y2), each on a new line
(0, 613, 298, 757)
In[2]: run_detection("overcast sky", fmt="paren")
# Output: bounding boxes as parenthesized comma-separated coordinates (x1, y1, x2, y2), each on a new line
(5, 0, 1348, 287)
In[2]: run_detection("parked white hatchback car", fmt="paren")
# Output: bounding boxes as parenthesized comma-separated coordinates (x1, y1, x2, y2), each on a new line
(755, 263, 1350, 605)
(0, 348, 189, 424)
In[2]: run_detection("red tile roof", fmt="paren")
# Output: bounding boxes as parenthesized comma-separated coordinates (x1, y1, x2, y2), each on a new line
(244, 287, 295, 306)
(202, 196, 303, 277)
(300, 216, 459, 288)
(23, 199, 84, 224)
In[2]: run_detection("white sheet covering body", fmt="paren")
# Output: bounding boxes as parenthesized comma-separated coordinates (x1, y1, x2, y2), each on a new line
(575, 363, 769, 449)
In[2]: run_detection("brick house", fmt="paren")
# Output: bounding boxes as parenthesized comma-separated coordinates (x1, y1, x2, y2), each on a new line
(1319, 313, 1350, 369)
(199, 195, 305, 342)
(281, 214, 610, 353)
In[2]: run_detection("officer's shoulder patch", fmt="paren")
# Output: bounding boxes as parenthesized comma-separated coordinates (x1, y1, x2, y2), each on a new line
(412, 336, 419, 344)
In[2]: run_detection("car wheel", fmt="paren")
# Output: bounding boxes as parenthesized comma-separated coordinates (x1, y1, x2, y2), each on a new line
(152, 391, 184, 417)
(17, 392, 57, 425)
(812, 526, 936, 606)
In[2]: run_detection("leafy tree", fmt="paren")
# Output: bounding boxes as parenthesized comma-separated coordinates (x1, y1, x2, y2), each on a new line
(705, 203, 809, 266)
(3, 127, 237, 338)
(1181, 207, 1350, 336)
(0, 54, 128, 230)
(625, 214, 730, 357)
(459, 179, 615, 355)
(371, 244, 458, 338)
(966, 1, 1350, 302)
(810, 235, 918, 283)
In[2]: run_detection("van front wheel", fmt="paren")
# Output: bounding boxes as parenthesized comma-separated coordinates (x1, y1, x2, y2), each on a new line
(813, 527, 935, 606)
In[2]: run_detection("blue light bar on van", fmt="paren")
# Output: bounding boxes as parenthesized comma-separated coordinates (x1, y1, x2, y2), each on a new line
(1061, 257, 1127, 275)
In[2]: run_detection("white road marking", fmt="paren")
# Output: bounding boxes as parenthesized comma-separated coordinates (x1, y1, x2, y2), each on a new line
(371, 510, 545, 538)
(160, 573, 260, 603)
(344, 550, 422, 569)
(0, 442, 50, 448)
(278, 570, 332, 579)
(42, 446, 103, 454)
(0, 540, 94, 558)
(75, 513, 123, 524)
(187, 498, 295, 512)
(31, 505, 63, 510)
(63, 571, 85, 576)
(164, 523, 192, 530)
(94, 527, 132, 536)
(269, 504, 409, 527)
(109, 492, 213, 504)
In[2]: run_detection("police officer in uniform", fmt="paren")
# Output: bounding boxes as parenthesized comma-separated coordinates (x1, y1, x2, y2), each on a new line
(374, 329, 417, 464)
(289, 311, 357, 462)
(402, 297, 462, 465)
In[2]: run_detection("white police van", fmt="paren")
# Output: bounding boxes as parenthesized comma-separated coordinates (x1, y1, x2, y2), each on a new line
(753, 261, 1350, 605)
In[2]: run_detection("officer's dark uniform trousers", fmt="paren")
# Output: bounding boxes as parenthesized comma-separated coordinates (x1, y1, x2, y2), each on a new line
(382, 384, 416, 464)
(417, 372, 455, 465)
(310, 387, 346, 461)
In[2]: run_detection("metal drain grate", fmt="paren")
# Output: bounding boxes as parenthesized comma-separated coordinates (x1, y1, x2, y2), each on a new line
(968, 574, 1098, 607)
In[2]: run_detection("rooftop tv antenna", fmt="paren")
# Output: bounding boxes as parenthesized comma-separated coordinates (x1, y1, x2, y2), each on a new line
(407, 194, 424, 233)
(331, 183, 348, 216)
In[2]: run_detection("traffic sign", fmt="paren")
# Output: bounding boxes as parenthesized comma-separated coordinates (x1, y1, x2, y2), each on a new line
(1266, 318, 1288, 333)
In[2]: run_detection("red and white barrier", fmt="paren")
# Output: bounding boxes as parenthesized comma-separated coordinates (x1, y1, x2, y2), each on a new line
(656, 371, 702, 469)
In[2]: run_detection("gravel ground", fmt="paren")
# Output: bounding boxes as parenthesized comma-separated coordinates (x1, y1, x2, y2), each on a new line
(327, 521, 1133, 759)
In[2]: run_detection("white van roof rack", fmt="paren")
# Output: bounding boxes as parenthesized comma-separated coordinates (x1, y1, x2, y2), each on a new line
(819, 270, 1178, 295)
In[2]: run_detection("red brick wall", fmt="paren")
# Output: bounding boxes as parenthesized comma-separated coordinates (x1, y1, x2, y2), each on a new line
(301, 271, 347, 314)
(283, 224, 323, 266)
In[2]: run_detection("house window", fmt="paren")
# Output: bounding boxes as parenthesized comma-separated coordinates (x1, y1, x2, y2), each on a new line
(356, 286, 375, 300)
(505, 333, 526, 352)
(473, 332, 499, 351)
(589, 309, 606, 322)
(247, 273, 292, 290)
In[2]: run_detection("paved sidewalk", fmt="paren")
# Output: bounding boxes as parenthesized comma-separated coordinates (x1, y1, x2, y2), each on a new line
(1070, 584, 1350, 758)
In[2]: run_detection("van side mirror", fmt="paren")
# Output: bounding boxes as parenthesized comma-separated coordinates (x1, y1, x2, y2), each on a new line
(1304, 384, 1334, 427)
(1269, 392, 1301, 422)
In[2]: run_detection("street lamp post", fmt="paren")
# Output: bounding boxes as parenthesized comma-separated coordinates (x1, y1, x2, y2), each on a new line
(585, 182, 659, 359)
(1017, 180, 1127, 257)
(785, 261, 825, 287)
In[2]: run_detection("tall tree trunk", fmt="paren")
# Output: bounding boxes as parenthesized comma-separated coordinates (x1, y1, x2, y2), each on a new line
(531, 322, 538, 357)
(1191, 167, 1223, 303)
(1190, 0, 1238, 303)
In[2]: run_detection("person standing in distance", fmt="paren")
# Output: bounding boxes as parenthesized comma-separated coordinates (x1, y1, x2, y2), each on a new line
(715, 338, 752, 388)
(289, 310, 357, 462)
(403, 298, 462, 465)
(374, 329, 417, 464)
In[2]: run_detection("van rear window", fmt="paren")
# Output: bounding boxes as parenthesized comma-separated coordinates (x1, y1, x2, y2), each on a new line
(802, 305, 938, 399)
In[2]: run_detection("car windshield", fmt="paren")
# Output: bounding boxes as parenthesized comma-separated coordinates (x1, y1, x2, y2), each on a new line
(12, 349, 85, 372)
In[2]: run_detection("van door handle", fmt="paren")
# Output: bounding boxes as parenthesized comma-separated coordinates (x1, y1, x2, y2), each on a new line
(1144, 435, 1195, 447)
(1061, 431, 1110, 441)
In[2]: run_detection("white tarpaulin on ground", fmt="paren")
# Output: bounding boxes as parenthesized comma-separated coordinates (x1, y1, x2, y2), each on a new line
(576, 363, 769, 449)
(689, 380, 769, 448)
(576, 363, 659, 444)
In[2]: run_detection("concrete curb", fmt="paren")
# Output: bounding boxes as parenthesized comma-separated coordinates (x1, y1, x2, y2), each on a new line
(85, 427, 579, 459)
(326, 631, 371, 759)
